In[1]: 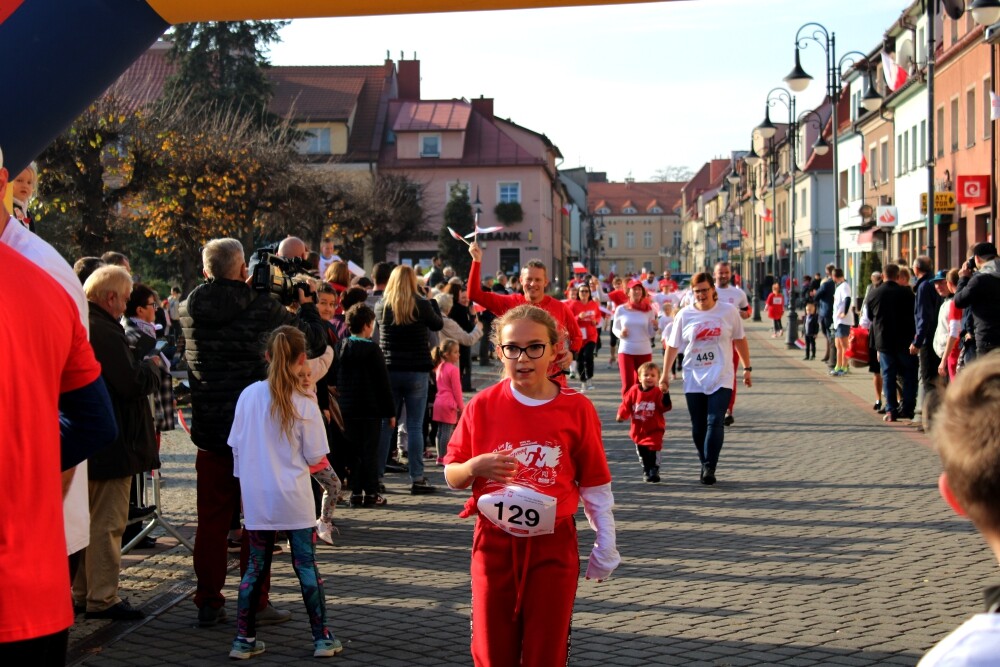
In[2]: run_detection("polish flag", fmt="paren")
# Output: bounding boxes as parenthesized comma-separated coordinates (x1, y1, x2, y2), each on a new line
(448, 226, 471, 245)
(860, 151, 869, 176)
(464, 225, 504, 238)
(881, 50, 908, 92)
(572, 261, 587, 274)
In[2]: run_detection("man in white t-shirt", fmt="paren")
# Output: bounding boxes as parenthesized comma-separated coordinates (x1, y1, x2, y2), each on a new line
(640, 268, 657, 293)
(714, 262, 750, 426)
(831, 268, 853, 376)
(918, 355, 1000, 666)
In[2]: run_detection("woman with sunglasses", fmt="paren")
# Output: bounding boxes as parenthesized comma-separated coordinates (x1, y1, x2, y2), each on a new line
(661, 272, 751, 486)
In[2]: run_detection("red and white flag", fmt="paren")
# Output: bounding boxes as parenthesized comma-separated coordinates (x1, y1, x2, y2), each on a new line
(881, 50, 908, 92)
(448, 226, 471, 245)
(464, 225, 504, 238)
(860, 150, 869, 176)
(572, 261, 587, 274)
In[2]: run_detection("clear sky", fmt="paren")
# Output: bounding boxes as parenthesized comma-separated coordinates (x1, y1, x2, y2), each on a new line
(269, 0, 908, 183)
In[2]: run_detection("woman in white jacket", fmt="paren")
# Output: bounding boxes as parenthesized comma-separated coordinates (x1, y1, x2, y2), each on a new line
(611, 279, 658, 396)
(433, 293, 484, 349)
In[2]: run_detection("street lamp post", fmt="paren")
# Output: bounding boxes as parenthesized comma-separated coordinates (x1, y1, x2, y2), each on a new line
(785, 23, 882, 271)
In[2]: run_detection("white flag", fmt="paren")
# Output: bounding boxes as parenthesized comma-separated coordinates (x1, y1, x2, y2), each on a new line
(991, 90, 1000, 121)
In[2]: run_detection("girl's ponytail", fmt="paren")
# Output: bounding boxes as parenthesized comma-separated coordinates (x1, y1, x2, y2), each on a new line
(266, 325, 307, 438)
(432, 339, 458, 368)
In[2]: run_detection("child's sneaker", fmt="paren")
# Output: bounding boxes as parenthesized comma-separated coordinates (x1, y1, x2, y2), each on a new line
(314, 636, 344, 658)
(648, 466, 661, 483)
(229, 638, 265, 660)
(316, 519, 338, 546)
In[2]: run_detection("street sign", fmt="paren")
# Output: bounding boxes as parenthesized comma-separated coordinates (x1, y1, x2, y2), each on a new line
(726, 239, 741, 249)
(920, 192, 956, 214)
(876, 206, 898, 227)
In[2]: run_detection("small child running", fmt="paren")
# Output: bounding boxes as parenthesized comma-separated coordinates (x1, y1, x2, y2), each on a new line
(431, 339, 463, 465)
(227, 326, 343, 660)
(297, 364, 341, 546)
(617, 361, 672, 483)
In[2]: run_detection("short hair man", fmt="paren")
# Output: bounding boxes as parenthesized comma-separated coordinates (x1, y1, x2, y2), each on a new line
(867, 263, 918, 421)
(100, 251, 131, 273)
(830, 268, 852, 376)
(466, 242, 582, 385)
(276, 235, 308, 261)
(714, 261, 751, 426)
(181, 237, 327, 627)
(920, 354, 1000, 665)
(815, 264, 838, 368)
(954, 242, 1000, 357)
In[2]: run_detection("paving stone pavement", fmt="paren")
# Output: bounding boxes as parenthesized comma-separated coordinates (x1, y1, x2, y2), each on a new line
(67, 321, 997, 666)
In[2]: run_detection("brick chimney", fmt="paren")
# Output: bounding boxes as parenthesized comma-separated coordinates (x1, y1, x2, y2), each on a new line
(398, 58, 420, 101)
(471, 95, 494, 120)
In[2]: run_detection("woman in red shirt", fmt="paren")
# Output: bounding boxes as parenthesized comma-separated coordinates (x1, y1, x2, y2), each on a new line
(571, 285, 602, 391)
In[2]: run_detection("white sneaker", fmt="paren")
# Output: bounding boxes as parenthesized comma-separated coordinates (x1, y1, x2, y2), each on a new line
(316, 519, 337, 546)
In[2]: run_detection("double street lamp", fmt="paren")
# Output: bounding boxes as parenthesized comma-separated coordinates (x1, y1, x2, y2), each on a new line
(756, 88, 831, 348)
(784, 22, 882, 270)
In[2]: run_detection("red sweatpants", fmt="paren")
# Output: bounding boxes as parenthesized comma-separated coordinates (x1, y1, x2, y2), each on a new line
(728, 343, 739, 413)
(470, 518, 579, 667)
(618, 352, 652, 397)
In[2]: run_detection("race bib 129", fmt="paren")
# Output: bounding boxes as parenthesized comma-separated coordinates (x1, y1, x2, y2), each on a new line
(477, 485, 556, 537)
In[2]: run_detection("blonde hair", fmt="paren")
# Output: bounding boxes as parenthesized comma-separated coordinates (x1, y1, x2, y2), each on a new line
(432, 338, 459, 367)
(383, 265, 420, 326)
(83, 265, 132, 302)
(490, 305, 559, 377)
(266, 326, 308, 439)
(324, 260, 351, 289)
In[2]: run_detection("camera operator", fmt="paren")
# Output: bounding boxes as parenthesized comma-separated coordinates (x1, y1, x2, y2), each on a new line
(953, 242, 1000, 358)
(180, 237, 327, 629)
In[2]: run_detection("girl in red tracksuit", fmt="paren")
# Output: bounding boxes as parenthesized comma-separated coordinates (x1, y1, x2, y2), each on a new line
(765, 282, 785, 337)
(443, 304, 620, 667)
(617, 361, 672, 484)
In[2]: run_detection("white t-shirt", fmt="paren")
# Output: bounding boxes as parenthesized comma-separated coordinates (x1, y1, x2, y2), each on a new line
(611, 305, 657, 355)
(667, 302, 745, 395)
(229, 381, 329, 530)
(1, 217, 92, 556)
(833, 281, 852, 327)
(658, 314, 675, 348)
(918, 613, 1000, 666)
(716, 285, 749, 313)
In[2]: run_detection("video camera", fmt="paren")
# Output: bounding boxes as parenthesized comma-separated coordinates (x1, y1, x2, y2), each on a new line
(248, 244, 316, 306)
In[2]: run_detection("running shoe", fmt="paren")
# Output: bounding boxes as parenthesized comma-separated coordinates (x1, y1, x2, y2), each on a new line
(314, 637, 344, 658)
(229, 638, 265, 660)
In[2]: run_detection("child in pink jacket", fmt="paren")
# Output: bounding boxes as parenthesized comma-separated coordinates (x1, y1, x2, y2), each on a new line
(432, 339, 464, 464)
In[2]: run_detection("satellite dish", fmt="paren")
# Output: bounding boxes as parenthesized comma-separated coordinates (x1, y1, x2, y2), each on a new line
(896, 35, 915, 69)
(942, 0, 965, 21)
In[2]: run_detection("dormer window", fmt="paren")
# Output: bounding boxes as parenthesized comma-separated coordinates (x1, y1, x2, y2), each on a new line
(597, 207, 611, 215)
(622, 206, 637, 214)
(420, 134, 441, 157)
(649, 206, 663, 214)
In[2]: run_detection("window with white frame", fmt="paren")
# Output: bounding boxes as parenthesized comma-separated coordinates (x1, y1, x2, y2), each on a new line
(625, 231, 635, 248)
(297, 127, 331, 154)
(800, 192, 806, 217)
(985, 78, 993, 139)
(607, 232, 618, 249)
(643, 231, 653, 248)
(498, 182, 520, 203)
(951, 97, 960, 152)
(869, 146, 878, 187)
(880, 138, 889, 183)
(902, 130, 909, 173)
(897, 135, 903, 176)
(597, 206, 611, 215)
(673, 230, 682, 248)
(420, 134, 441, 157)
(967, 87, 977, 147)
(650, 206, 663, 214)
(919, 120, 927, 166)
(622, 206, 637, 214)
(911, 125, 917, 171)
(937, 107, 946, 156)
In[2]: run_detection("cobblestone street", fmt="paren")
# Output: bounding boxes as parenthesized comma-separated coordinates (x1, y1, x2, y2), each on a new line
(66, 322, 996, 666)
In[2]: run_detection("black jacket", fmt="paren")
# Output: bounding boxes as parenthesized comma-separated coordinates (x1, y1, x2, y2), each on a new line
(375, 297, 443, 373)
(953, 258, 1000, 354)
(332, 337, 395, 419)
(815, 278, 835, 321)
(87, 303, 162, 479)
(867, 282, 916, 353)
(913, 274, 942, 349)
(180, 278, 327, 454)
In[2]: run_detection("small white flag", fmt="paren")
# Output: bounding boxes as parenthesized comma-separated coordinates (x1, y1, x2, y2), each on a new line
(464, 225, 504, 238)
(991, 90, 1000, 121)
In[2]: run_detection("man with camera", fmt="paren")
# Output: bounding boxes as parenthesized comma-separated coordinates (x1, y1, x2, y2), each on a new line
(953, 242, 1000, 358)
(180, 238, 326, 629)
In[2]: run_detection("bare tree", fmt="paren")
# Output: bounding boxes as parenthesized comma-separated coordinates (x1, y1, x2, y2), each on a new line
(651, 165, 695, 182)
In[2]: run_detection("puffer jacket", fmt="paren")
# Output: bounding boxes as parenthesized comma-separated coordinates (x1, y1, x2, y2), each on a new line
(954, 258, 1000, 354)
(87, 303, 162, 479)
(374, 297, 443, 372)
(180, 278, 327, 454)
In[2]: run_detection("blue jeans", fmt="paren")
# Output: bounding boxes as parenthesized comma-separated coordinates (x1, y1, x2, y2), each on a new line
(879, 350, 918, 416)
(685, 388, 733, 467)
(388, 370, 429, 483)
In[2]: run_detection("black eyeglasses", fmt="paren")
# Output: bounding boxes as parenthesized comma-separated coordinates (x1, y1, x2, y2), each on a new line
(498, 343, 548, 360)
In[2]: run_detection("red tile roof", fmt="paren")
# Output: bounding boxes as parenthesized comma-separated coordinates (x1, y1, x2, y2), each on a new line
(106, 42, 395, 163)
(380, 99, 544, 168)
(392, 101, 471, 132)
(586, 181, 684, 215)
